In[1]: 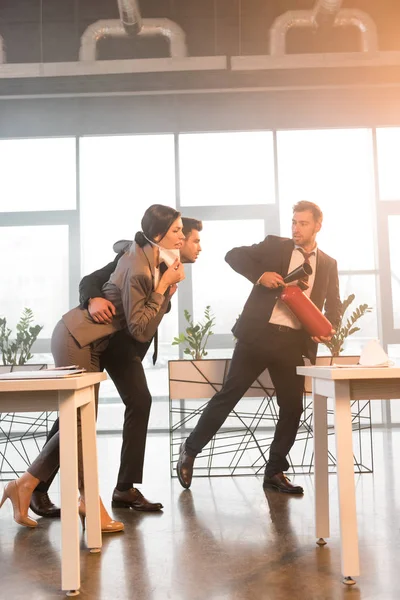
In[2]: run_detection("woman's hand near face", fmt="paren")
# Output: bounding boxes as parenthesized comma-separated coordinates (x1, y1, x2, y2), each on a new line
(163, 259, 185, 286)
(156, 259, 185, 295)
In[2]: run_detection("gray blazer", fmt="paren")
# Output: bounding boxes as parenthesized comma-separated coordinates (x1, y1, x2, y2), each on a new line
(62, 243, 170, 349)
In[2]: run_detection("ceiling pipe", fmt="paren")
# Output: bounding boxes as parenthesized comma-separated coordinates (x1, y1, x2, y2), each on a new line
(80, 0, 187, 60)
(269, 7, 379, 56)
(117, 0, 142, 35)
(79, 21, 127, 61)
(137, 18, 187, 57)
(335, 10, 379, 53)
(313, 0, 343, 27)
(79, 18, 187, 61)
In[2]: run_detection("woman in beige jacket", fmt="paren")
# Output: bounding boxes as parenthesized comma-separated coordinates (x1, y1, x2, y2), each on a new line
(1, 204, 185, 531)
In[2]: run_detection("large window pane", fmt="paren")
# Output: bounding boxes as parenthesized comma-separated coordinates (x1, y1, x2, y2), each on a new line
(179, 132, 275, 206)
(376, 128, 400, 200)
(80, 134, 177, 427)
(0, 138, 76, 212)
(192, 219, 265, 334)
(80, 134, 176, 276)
(389, 216, 400, 329)
(338, 274, 379, 355)
(277, 129, 376, 271)
(0, 226, 69, 339)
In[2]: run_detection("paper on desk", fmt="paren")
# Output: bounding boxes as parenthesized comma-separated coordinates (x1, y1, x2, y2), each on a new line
(335, 340, 394, 368)
(0, 368, 86, 380)
(335, 364, 393, 368)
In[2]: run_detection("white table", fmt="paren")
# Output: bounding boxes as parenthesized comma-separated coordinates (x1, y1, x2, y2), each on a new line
(0, 372, 106, 596)
(297, 365, 400, 585)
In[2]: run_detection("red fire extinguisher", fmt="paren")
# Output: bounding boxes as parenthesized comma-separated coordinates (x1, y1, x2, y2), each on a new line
(280, 264, 333, 338)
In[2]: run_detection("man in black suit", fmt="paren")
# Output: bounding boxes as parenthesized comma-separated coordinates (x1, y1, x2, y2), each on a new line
(29, 218, 202, 518)
(177, 201, 341, 494)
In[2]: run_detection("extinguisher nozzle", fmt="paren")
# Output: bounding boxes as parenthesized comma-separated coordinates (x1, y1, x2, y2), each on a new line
(283, 263, 312, 284)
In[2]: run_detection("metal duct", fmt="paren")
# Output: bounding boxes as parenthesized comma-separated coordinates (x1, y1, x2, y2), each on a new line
(313, 0, 343, 26)
(79, 21, 127, 61)
(79, 18, 187, 61)
(117, 0, 142, 35)
(269, 8, 379, 56)
(335, 10, 379, 53)
(137, 18, 187, 58)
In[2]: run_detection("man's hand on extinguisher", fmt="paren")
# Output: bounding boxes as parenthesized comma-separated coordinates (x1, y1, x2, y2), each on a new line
(311, 329, 335, 344)
(258, 272, 286, 289)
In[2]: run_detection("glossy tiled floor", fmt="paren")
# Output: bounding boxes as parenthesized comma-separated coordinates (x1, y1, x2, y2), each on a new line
(1, 429, 400, 599)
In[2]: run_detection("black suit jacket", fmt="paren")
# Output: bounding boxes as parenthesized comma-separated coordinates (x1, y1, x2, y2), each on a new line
(79, 254, 122, 309)
(228, 235, 341, 363)
(79, 240, 132, 308)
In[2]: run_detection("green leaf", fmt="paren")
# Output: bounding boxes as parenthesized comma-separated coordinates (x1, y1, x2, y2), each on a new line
(0, 308, 42, 365)
(325, 294, 373, 357)
(172, 305, 215, 359)
(347, 327, 360, 336)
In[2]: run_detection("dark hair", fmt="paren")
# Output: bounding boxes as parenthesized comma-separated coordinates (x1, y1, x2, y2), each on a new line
(182, 217, 203, 238)
(134, 204, 181, 247)
(293, 200, 323, 223)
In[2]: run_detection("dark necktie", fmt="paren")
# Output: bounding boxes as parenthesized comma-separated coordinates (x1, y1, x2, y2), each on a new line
(297, 248, 315, 289)
(152, 262, 169, 365)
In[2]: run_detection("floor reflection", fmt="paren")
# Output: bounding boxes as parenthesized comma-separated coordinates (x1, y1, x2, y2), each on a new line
(1, 430, 399, 599)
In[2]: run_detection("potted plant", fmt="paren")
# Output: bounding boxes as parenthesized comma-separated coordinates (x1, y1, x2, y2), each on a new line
(0, 307, 43, 366)
(172, 305, 215, 360)
(0, 308, 49, 478)
(323, 293, 372, 358)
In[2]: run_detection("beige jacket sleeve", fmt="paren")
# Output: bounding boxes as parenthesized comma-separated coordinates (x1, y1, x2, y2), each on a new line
(122, 272, 170, 343)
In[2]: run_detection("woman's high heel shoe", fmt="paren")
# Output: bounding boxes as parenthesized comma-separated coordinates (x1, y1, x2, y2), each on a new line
(0, 481, 38, 528)
(78, 499, 124, 534)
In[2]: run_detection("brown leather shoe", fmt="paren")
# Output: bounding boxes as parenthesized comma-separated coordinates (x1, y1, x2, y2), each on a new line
(176, 441, 195, 489)
(111, 488, 163, 511)
(263, 473, 304, 495)
(29, 490, 61, 518)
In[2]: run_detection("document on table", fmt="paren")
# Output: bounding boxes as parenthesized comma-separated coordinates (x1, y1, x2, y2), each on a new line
(335, 363, 393, 368)
(306, 363, 393, 369)
(0, 368, 86, 380)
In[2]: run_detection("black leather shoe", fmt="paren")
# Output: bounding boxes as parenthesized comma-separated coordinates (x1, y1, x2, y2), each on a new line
(176, 441, 195, 489)
(29, 491, 61, 518)
(263, 473, 304, 495)
(111, 488, 163, 511)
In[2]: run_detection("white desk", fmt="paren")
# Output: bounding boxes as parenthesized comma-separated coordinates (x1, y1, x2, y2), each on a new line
(0, 372, 106, 596)
(297, 365, 400, 585)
